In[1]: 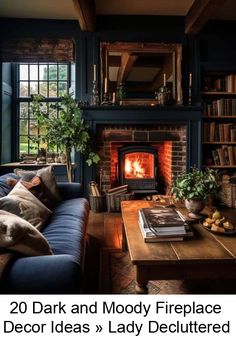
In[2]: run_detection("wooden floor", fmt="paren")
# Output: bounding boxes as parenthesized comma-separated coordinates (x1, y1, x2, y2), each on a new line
(83, 211, 123, 293)
(87, 211, 122, 249)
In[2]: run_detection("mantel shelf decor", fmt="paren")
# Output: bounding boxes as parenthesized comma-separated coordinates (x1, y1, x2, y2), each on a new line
(91, 64, 100, 106)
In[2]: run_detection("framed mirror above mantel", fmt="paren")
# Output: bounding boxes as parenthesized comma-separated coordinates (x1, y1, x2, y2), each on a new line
(100, 42, 183, 105)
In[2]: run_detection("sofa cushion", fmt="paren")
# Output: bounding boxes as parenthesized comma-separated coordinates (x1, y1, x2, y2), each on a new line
(43, 198, 89, 266)
(0, 173, 20, 197)
(14, 166, 62, 207)
(0, 210, 53, 256)
(7, 176, 54, 210)
(0, 182, 52, 231)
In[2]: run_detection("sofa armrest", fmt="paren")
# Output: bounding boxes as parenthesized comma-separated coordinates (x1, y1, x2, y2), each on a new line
(57, 182, 83, 200)
(2, 254, 82, 294)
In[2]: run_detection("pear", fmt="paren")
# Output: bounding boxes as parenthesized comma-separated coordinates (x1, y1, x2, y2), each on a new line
(212, 210, 221, 221)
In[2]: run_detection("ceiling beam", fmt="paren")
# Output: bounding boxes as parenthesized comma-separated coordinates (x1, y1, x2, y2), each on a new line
(117, 53, 138, 85)
(73, 0, 96, 32)
(185, 0, 227, 34)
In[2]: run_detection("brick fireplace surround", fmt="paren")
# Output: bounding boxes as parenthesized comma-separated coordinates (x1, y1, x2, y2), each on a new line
(97, 124, 186, 193)
(80, 106, 202, 197)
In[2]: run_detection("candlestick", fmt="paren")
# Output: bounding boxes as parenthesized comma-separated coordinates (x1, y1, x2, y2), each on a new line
(112, 92, 116, 104)
(189, 73, 192, 105)
(163, 73, 166, 87)
(93, 64, 96, 82)
(91, 80, 100, 106)
(189, 73, 192, 87)
(104, 77, 108, 93)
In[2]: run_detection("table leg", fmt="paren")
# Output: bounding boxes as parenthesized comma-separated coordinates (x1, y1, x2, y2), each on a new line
(135, 266, 148, 294)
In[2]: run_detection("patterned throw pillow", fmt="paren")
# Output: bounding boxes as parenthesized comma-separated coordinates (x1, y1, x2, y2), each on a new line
(0, 182, 52, 231)
(7, 176, 54, 210)
(0, 210, 53, 256)
(14, 166, 62, 207)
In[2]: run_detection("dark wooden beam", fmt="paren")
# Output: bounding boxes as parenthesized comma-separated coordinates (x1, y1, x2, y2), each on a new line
(73, 0, 96, 32)
(185, 0, 227, 34)
(117, 53, 138, 85)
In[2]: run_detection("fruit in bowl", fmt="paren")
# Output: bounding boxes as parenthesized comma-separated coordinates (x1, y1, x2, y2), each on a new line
(202, 210, 234, 233)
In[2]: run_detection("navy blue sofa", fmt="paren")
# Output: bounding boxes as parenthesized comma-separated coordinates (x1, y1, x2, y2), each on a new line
(0, 173, 89, 294)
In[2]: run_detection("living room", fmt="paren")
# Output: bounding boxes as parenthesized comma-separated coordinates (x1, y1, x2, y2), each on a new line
(0, 0, 236, 296)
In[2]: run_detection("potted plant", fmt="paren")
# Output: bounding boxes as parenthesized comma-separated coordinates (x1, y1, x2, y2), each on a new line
(30, 93, 100, 182)
(172, 168, 221, 219)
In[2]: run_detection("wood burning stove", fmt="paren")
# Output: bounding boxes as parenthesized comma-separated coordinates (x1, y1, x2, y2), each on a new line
(118, 145, 157, 191)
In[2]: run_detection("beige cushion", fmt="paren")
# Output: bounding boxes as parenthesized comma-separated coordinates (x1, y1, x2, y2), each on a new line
(7, 175, 54, 210)
(0, 210, 53, 256)
(14, 166, 62, 206)
(0, 182, 52, 231)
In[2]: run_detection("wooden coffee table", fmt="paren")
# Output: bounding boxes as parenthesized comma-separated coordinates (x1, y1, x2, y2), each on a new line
(121, 200, 236, 294)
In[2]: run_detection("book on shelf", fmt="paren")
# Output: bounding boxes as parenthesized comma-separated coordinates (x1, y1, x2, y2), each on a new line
(228, 146, 235, 165)
(203, 99, 236, 117)
(231, 128, 236, 142)
(223, 123, 232, 141)
(211, 145, 236, 166)
(209, 122, 216, 142)
(217, 147, 226, 165)
(138, 206, 186, 235)
(219, 123, 224, 142)
(204, 73, 236, 93)
(222, 145, 230, 165)
(211, 150, 221, 165)
(204, 122, 236, 143)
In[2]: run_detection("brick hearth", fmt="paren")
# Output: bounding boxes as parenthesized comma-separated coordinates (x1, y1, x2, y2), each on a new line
(96, 124, 186, 193)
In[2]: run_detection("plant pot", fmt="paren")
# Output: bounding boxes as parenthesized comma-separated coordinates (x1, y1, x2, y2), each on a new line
(185, 199, 205, 219)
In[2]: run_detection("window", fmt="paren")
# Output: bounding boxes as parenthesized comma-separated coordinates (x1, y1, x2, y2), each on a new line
(17, 63, 70, 156)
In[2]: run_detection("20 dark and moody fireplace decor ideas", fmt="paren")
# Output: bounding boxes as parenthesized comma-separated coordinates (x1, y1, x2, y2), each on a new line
(80, 107, 202, 197)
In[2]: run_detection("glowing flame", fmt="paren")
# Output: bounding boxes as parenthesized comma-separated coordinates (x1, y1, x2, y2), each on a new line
(125, 158, 145, 178)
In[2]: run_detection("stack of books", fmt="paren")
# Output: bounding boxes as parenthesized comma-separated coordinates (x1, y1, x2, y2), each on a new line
(88, 181, 102, 196)
(138, 206, 192, 242)
(106, 185, 129, 212)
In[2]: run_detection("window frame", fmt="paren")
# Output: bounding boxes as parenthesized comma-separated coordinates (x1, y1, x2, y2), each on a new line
(16, 62, 71, 158)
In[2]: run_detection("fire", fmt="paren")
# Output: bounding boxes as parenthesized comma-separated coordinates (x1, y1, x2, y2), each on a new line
(125, 157, 145, 178)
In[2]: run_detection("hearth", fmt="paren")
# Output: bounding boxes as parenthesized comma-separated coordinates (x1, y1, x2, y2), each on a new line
(118, 145, 157, 191)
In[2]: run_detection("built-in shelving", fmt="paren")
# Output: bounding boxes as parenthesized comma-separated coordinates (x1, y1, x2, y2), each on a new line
(201, 69, 236, 171)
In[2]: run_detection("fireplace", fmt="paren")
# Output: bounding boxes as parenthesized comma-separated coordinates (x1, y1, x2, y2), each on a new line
(119, 145, 157, 191)
(80, 107, 202, 198)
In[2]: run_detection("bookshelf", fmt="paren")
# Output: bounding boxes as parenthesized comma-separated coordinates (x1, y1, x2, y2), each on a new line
(201, 70, 236, 171)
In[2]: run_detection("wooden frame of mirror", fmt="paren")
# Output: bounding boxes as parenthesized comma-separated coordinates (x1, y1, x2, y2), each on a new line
(100, 42, 183, 105)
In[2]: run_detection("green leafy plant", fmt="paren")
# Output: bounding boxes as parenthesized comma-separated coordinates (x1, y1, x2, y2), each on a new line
(172, 168, 221, 201)
(116, 83, 126, 101)
(30, 93, 100, 182)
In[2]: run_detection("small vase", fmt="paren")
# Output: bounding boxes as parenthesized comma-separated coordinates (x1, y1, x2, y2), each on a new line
(185, 199, 205, 219)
